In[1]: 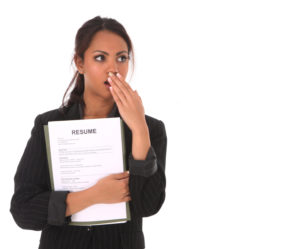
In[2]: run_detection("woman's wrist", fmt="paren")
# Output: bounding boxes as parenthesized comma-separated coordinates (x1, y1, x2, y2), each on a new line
(131, 120, 149, 136)
(65, 187, 96, 217)
(131, 123, 151, 160)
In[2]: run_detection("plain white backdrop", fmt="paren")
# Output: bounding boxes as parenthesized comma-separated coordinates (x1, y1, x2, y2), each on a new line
(1, 0, 300, 248)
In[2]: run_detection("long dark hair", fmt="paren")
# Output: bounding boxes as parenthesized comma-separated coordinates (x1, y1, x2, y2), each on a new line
(60, 16, 134, 112)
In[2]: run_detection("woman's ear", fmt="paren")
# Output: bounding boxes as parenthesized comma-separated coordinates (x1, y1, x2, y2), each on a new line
(74, 54, 84, 74)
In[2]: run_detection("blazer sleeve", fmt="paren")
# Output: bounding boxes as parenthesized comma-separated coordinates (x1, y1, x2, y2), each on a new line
(10, 114, 70, 231)
(128, 120, 167, 217)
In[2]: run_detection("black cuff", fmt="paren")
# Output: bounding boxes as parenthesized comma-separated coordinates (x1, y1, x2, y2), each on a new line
(48, 191, 71, 226)
(128, 146, 158, 177)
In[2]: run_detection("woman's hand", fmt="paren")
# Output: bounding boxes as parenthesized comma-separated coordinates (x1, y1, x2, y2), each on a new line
(89, 171, 131, 204)
(108, 72, 147, 132)
(108, 72, 151, 160)
(65, 171, 130, 216)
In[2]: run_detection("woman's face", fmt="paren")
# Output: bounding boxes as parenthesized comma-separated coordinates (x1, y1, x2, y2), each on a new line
(76, 30, 130, 100)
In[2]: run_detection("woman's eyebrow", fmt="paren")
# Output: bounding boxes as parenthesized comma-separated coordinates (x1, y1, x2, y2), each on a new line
(93, 50, 128, 55)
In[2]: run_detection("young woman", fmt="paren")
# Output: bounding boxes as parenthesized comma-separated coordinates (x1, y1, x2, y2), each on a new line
(10, 16, 167, 249)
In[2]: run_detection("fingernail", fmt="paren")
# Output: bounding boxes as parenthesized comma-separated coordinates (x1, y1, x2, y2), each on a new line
(108, 72, 113, 76)
(108, 77, 112, 82)
(116, 73, 121, 78)
(127, 170, 130, 174)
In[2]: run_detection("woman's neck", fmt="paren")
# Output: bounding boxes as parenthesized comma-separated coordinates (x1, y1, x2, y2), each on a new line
(83, 92, 115, 119)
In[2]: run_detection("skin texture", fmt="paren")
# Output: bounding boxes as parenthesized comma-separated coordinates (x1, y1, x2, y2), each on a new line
(66, 30, 151, 217)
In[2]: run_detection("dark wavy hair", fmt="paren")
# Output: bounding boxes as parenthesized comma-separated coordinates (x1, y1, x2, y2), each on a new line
(60, 16, 134, 112)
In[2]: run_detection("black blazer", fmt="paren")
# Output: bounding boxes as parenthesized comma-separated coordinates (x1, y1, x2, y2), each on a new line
(10, 102, 167, 249)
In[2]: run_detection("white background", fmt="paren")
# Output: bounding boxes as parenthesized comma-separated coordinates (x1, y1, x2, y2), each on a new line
(1, 0, 300, 248)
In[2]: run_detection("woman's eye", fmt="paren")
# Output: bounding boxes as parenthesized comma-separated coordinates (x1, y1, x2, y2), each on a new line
(118, 55, 128, 62)
(95, 55, 105, 61)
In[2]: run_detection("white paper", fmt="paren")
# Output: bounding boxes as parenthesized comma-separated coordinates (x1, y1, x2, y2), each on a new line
(47, 117, 128, 225)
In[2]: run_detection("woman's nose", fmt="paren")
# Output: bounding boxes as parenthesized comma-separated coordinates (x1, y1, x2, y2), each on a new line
(107, 67, 118, 74)
(106, 61, 118, 75)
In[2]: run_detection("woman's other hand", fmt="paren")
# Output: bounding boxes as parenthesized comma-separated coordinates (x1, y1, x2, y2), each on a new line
(89, 171, 131, 204)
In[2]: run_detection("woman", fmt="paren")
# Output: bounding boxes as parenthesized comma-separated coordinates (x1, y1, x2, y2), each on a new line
(10, 16, 167, 249)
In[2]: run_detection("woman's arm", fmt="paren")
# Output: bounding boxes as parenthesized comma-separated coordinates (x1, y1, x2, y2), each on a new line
(11, 113, 133, 229)
(131, 122, 151, 160)
(128, 120, 167, 217)
(96, 72, 168, 217)
(65, 188, 94, 217)
(10, 114, 70, 230)
(65, 171, 130, 217)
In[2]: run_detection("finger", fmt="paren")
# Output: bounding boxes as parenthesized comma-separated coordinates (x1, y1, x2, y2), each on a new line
(108, 77, 127, 105)
(109, 85, 122, 106)
(124, 177, 129, 184)
(108, 76, 129, 103)
(110, 72, 131, 93)
(122, 195, 131, 202)
(123, 185, 130, 195)
(122, 178, 129, 189)
(116, 73, 135, 94)
(120, 177, 129, 185)
(109, 73, 133, 98)
(130, 89, 142, 104)
(134, 89, 142, 100)
(111, 171, 130, 180)
(125, 186, 129, 195)
(110, 172, 127, 179)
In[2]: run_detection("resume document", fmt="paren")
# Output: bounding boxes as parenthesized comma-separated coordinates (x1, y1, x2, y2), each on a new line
(44, 117, 130, 226)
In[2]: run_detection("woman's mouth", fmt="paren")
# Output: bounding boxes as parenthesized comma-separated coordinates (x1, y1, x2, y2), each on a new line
(104, 80, 111, 87)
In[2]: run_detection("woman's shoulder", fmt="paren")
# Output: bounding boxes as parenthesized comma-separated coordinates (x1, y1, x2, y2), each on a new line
(34, 106, 70, 125)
